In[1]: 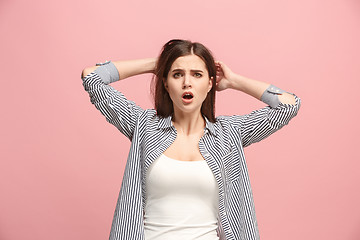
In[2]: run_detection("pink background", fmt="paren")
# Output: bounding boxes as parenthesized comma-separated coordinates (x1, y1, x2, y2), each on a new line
(1, 0, 360, 239)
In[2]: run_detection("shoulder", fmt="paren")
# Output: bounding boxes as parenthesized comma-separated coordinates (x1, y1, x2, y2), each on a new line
(211, 115, 244, 136)
(139, 109, 169, 126)
(139, 109, 157, 121)
(215, 115, 244, 127)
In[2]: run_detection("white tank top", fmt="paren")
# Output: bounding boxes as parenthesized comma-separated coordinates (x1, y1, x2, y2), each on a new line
(144, 154, 219, 240)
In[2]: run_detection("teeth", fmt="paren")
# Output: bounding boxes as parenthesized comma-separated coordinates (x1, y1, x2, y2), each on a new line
(183, 94, 193, 99)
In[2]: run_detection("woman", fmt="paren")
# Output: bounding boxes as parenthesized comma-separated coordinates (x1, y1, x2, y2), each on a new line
(81, 39, 300, 240)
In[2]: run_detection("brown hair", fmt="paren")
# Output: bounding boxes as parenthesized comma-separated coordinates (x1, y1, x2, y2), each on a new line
(151, 39, 217, 122)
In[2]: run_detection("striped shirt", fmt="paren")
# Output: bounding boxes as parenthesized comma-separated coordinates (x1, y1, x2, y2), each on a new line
(81, 71, 301, 240)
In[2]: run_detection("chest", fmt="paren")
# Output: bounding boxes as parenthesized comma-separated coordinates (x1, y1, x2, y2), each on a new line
(162, 132, 205, 161)
(140, 122, 243, 183)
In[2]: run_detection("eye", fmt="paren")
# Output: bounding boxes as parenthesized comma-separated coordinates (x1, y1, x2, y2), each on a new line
(173, 72, 182, 78)
(194, 72, 202, 78)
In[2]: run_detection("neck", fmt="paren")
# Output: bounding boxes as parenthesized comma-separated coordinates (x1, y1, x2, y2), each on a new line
(172, 110, 205, 136)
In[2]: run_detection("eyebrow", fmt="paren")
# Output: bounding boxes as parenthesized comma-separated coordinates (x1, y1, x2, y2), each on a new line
(171, 68, 204, 73)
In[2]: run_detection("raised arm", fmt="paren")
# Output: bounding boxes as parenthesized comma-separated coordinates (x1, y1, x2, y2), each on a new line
(215, 61, 296, 106)
(215, 61, 301, 147)
(81, 58, 157, 140)
(81, 58, 157, 80)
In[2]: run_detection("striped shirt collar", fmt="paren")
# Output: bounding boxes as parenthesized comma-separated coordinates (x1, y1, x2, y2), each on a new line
(157, 114, 217, 136)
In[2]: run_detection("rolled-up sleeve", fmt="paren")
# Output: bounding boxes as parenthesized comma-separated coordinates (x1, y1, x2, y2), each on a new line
(81, 71, 144, 141)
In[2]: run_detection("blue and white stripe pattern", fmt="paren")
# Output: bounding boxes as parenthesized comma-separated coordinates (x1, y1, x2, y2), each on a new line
(82, 70, 301, 240)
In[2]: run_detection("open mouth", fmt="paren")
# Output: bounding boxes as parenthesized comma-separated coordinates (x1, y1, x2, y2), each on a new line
(182, 92, 194, 100)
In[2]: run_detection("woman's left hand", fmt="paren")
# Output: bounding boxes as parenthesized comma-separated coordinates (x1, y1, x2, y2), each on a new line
(215, 61, 234, 91)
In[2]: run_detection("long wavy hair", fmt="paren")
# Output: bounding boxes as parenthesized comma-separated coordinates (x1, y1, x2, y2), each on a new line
(151, 39, 217, 122)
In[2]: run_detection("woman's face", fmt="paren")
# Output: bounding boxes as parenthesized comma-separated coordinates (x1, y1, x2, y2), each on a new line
(165, 54, 213, 116)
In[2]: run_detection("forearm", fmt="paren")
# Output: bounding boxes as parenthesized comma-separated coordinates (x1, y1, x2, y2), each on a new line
(81, 58, 157, 80)
(229, 74, 296, 105)
(114, 58, 156, 80)
(229, 74, 269, 99)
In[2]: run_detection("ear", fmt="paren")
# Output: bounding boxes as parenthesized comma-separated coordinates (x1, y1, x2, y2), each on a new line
(208, 77, 213, 92)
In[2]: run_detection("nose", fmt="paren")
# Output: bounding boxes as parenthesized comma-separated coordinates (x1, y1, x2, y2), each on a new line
(183, 74, 191, 89)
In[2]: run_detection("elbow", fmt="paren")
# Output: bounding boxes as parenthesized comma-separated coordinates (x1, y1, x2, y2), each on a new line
(81, 68, 90, 79)
(81, 66, 98, 79)
(278, 92, 296, 105)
